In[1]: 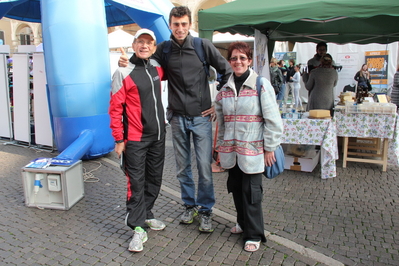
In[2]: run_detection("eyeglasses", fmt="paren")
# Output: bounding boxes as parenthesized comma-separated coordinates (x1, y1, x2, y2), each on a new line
(229, 56, 249, 62)
(135, 40, 155, 47)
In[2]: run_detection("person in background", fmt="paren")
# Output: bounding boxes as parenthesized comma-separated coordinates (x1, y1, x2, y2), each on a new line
(277, 60, 287, 101)
(354, 64, 372, 92)
(307, 41, 328, 73)
(285, 59, 296, 102)
(305, 53, 338, 115)
(109, 29, 166, 253)
(215, 41, 283, 252)
(118, 6, 232, 233)
(391, 65, 399, 109)
(269, 58, 283, 98)
(290, 64, 303, 111)
(303, 41, 336, 84)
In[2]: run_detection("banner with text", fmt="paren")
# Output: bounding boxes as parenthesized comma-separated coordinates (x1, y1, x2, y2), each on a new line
(365, 50, 389, 92)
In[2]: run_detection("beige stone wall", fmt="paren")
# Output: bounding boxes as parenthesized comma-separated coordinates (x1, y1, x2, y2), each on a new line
(0, 18, 12, 46)
(0, 18, 41, 52)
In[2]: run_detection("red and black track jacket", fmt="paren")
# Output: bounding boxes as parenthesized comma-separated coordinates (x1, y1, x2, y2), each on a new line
(109, 54, 165, 142)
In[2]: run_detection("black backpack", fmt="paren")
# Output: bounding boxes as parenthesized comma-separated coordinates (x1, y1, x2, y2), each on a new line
(162, 37, 210, 77)
(270, 68, 282, 94)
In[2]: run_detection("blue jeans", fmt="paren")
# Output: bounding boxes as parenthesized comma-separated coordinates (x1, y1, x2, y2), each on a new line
(170, 114, 215, 213)
(276, 83, 286, 101)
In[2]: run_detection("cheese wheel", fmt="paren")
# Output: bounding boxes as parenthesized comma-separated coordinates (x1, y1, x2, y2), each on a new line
(343, 96, 353, 101)
(309, 109, 330, 118)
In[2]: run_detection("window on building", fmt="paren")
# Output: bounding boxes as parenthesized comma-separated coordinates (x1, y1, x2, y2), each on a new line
(20, 34, 31, 45)
(0, 31, 4, 45)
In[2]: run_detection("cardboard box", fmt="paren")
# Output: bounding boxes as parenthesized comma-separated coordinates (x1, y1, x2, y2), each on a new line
(284, 149, 320, 172)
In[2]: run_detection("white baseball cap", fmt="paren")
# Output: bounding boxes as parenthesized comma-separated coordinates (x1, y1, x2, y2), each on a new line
(134, 29, 156, 42)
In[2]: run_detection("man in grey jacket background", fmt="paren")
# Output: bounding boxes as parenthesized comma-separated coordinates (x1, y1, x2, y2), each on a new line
(119, 6, 231, 233)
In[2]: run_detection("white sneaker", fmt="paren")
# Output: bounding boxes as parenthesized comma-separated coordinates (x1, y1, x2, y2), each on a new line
(198, 213, 214, 233)
(128, 227, 148, 252)
(145, 219, 166, 231)
(180, 207, 198, 224)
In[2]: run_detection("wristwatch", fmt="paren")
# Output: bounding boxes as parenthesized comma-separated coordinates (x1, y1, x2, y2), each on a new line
(115, 140, 124, 144)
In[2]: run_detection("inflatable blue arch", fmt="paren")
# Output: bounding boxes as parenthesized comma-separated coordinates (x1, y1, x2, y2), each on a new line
(0, 0, 172, 160)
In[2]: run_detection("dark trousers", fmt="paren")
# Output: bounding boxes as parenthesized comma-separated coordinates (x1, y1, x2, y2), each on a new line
(124, 136, 165, 230)
(227, 164, 266, 242)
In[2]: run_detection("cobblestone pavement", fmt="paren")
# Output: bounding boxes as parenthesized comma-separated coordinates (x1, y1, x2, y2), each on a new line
(1, 128, 399, 266)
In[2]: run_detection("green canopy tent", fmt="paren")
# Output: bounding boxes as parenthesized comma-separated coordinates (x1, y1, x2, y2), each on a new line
(198, 0, 399, 55)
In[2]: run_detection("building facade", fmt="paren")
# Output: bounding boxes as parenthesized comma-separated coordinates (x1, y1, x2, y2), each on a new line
(0, 0, 232, 52)
(0, 18, 41, 52)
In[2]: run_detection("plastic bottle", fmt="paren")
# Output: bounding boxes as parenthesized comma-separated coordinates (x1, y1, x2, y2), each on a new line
(281, 101, 287, 118)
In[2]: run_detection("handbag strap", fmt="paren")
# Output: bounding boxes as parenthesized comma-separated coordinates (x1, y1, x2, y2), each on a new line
(256, 75, 263, 100)
(256, 75, 262, 107)
(256, 75, 266, 114)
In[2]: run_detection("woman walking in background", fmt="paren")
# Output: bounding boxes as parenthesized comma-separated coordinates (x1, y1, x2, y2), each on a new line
(290, 64, 303, 111)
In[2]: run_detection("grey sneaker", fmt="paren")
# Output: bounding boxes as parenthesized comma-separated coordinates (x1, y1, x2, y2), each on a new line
(128, 227, 148, 252)
(145, 219, 166, 231)
(199, 213, 214, 233)
(180, 207, 198, 224)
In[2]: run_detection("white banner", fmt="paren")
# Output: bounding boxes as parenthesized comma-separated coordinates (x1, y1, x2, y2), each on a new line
(336, 52, 359, 95)
(253, 29, 270, 79)
(0, 54, 12, 138)
(13, 54, 31, 143)
(294, 42, 399, 98)
(33, 53, 53, 147)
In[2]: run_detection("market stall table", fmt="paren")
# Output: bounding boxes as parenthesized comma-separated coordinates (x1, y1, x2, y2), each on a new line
(334, 111, 399, 171)
(281, 118, 338, 179)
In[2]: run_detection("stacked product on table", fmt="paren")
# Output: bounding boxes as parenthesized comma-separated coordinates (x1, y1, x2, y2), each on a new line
(308, 109, 331, 119)
(336, 91, 397, 114)
(338, 91, 356, 105)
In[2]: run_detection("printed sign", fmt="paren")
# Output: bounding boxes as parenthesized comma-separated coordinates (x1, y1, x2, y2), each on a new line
(365, 51, 389, 92)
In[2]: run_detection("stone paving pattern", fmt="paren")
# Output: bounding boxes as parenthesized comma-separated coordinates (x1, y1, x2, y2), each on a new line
(1, 127, 399, 265)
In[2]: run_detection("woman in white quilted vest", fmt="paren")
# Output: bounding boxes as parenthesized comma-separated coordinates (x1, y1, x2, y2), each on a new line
(215, 41, 283, 252)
